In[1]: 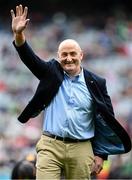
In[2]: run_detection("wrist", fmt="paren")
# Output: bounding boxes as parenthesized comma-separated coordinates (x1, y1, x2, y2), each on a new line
(94, 154, 108, 160)
(14, 32, 25, 47)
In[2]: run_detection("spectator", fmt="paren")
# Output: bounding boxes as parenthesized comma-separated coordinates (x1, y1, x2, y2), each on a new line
(11, 159, 36, 180)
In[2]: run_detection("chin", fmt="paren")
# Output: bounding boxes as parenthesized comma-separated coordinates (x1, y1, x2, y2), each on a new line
(65, 70, 75, 76)
(65, 67, 74, 72)
(65, 65, 74, 70)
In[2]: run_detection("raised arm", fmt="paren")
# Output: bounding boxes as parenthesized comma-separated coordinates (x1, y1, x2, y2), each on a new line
(10, 4, 30, 46)
(10, 5, 52, 80)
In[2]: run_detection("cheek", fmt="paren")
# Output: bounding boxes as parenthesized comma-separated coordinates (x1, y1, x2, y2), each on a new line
(59, 60, 66, 69)
(74, 59, 81, 65)
(59, 58, 65, 63)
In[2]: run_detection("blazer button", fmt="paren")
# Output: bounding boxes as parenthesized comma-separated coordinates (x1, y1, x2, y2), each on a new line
(90, 81, 93, 83)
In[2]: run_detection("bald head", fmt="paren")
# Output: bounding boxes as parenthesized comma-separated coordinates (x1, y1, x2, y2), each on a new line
(58, 39, 82, 53)
(57, 39, 83, 76)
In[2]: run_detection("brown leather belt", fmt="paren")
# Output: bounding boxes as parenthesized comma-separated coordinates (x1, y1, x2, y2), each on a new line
(43, 131, 90, 143)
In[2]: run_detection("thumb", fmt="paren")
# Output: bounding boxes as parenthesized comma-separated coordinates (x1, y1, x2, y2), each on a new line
(25, 19, 30, 26)
(94, 163, 103, 174)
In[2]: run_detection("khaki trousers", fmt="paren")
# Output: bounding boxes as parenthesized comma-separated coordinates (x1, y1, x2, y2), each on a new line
(36, 135, 94, 180)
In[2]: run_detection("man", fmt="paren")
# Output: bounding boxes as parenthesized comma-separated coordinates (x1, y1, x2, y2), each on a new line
(11, 5, 131, 179)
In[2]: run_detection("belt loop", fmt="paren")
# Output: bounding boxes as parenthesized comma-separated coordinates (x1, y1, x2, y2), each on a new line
(63, 137, 65, 143)
(55, 135, 57, 140)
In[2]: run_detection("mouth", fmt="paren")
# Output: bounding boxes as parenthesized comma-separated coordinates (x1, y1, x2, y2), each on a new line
(65, 63, 73, 65)
(64, 61, 74, 65)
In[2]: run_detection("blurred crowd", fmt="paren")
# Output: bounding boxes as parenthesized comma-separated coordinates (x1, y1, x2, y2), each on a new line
(0, 11, 132, 179)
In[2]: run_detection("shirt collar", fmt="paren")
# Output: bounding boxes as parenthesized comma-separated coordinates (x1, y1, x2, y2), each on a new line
(64, 67, 83, 81)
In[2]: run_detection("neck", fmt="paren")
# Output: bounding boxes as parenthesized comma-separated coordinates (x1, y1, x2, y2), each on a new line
(66, 67, 82, 77)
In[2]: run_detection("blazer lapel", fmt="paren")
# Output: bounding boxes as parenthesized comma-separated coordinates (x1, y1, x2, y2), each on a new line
(83, 69, 106, 105)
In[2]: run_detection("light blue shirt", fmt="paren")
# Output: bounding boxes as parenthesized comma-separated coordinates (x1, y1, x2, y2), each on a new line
(43, 68, 95, 139)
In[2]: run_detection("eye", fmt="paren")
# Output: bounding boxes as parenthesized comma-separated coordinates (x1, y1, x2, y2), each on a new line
(61, 52, 67, 58)
(70, 52, 77, 56)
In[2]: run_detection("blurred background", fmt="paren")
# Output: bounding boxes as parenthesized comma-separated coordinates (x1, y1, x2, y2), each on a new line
(0, 0, 132, 179)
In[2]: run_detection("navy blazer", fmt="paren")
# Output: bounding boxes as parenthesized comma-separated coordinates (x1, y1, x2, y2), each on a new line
(13, 41, 131, 158)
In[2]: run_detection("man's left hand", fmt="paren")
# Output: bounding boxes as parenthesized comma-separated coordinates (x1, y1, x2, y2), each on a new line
(91, 156, 104, 174)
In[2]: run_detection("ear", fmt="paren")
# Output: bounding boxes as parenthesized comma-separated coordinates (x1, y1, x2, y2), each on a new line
(80, 51, 83, 60)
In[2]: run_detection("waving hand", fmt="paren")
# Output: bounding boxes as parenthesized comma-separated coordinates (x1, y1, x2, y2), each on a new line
(11, 4, 29, 34)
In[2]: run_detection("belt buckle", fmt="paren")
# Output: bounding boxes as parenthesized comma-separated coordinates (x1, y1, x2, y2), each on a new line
(63, 137, 74, 143)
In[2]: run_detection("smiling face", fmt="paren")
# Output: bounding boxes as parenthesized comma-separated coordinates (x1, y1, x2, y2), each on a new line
(57, 39, 83, 76)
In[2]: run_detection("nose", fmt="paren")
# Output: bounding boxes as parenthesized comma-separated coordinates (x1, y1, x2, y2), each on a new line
(67, 54, 72, 61)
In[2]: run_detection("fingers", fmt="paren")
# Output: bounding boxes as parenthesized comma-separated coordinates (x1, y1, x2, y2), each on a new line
(91, 164, 103, 175)
(19, 4, 28, 18)
(23, 6, 28, 19)
(93, 164, 103, 174)
(15, 6, 18, 16)
(19, 4, 23, 15)
(25, 19, 30, 26)
(91, 156, 104, 175)
(10, 9, 15, 19)
(10, 4, 28, 18)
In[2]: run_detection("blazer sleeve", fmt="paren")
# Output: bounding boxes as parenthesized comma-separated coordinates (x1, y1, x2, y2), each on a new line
(13, 41, 50, 80)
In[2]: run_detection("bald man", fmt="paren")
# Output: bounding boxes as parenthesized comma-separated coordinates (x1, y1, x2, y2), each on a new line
(11, 5, 132, 180)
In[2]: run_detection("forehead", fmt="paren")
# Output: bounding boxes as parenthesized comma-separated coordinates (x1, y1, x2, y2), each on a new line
(58, 40, 81, 52)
